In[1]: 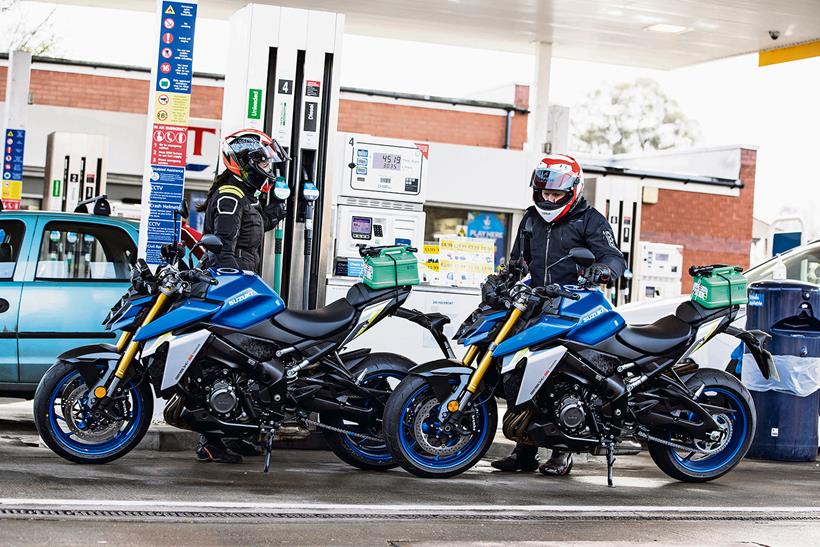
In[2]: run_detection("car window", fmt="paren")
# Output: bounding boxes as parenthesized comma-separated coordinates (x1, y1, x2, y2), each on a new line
(746, 244, 820, 285)
(36, 221, 136, 281)
(0, 220, 26, 279)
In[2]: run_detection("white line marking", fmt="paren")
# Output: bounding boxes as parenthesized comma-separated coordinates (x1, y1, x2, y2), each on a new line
(1, 499, 819, 514)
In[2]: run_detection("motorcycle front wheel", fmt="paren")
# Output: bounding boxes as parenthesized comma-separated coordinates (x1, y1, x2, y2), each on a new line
(384, 375, 497, 478)
(648, 369, 756, 482)
(33, 362, 153, 464)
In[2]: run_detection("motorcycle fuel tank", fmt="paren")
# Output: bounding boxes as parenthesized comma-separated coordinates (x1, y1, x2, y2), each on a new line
(207, 269, 286, 330)
(494, 288, 625, 356)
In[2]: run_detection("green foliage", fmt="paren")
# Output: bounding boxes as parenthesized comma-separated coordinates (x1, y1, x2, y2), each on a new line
(571, 78, 700, 155)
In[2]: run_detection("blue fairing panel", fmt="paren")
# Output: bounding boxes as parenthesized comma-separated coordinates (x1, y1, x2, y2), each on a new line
(493, 315, 576, 357)
(462, 311, 507, 347)
(110, 295, 153, 331)
(207, 269, 285, 330)
(493, 287, 624, 357)
(134, 299, 221, 341)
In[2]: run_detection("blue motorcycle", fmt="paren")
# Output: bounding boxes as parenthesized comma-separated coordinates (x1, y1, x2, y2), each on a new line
(33, 235, 450, 471)
(383, 248, 777, 484)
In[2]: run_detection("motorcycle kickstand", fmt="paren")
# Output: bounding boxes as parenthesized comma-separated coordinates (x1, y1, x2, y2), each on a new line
(604, 441, 616, 487)
(262, 428, 278, 473)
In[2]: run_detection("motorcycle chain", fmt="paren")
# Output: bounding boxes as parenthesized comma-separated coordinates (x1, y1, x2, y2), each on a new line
(302, 417, 384, 443)
(637, 431, 722, 455)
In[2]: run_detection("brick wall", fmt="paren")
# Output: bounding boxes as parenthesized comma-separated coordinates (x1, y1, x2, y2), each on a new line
(640, 148, 757, 291)
(338, 99, 528, 149)
(1, 65, 526, 148)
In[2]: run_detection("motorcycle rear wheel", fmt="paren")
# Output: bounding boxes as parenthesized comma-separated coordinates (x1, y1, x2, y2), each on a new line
(648, 369, 755, 482)
(320, 353, 411, 471)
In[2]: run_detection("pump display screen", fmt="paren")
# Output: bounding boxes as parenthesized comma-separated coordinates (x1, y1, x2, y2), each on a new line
(351, 216, 372, 239)
(373, 153, 401, 171)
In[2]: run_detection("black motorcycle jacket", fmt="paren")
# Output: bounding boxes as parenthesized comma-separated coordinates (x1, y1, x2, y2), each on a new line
(202, 171, 285, 273)
(510, 197, 626, 287)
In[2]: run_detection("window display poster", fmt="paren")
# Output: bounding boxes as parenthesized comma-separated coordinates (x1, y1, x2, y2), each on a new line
(419, 243, 441, 284)
(438, 236, 495, 288)
(466, 211, 507, 268)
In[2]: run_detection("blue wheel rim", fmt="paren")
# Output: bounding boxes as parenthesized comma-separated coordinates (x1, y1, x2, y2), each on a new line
(670, 387, 749, 473)
(48, 370, 143, 457)
(340, 372, 402, 463)
(398, 383, 490, 471)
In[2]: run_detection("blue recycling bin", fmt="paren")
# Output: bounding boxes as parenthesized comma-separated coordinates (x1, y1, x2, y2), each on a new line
(743, 280, 820, 462)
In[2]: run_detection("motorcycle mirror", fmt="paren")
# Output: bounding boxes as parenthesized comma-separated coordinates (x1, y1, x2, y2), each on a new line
(177, 200, 190, 220)
(198, 234, 223, 254)
(569, 247, 595, 268)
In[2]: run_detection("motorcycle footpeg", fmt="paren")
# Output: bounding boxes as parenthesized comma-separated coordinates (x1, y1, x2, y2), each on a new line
(590, 439, 642, 456)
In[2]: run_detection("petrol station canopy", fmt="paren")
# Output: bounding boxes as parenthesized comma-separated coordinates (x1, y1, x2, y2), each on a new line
(51, 0, 820, 69)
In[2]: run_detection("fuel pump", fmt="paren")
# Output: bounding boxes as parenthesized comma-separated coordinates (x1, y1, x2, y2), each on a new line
(300, 155, 320, 308)
(271, 174, 290, 294)
(221, 4, 343, 309)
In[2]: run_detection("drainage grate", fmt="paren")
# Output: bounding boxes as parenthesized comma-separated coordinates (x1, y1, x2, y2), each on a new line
(2, 508, 820, 523)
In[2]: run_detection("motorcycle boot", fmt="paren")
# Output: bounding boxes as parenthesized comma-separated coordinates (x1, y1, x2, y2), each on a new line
(196, 434, 244, 464)
(224, 437, 262, 457)
(491, 443, 539, 472)
(538, 450, 573, 476)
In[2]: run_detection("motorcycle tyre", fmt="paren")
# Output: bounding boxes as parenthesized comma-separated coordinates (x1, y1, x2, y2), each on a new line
(384, 375, 498, 479)
(320, 353, 412, 471)
(34, 361, 153, 465)
(648, 369, 755, 483)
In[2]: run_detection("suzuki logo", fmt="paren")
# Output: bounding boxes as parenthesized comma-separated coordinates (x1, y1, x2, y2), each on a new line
(228, 289, 256, 306)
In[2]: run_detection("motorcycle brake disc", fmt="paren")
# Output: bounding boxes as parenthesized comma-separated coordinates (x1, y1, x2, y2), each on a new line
(413, 398, 471, 457)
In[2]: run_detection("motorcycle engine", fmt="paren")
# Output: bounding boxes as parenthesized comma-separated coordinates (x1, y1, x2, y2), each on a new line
(548, 382, 593, 436)
(208, 379, 239, 418)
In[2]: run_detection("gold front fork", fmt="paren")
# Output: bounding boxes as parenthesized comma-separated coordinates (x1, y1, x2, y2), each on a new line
(116, 331, 132, 352)
(461, 345, 479, 366)
(114, 292, 169, 379)
(466, 307, 523, 393)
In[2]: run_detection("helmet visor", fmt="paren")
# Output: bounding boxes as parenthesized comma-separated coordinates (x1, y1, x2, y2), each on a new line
(251, 142, 289, 180)
(530, 167, 579, 192)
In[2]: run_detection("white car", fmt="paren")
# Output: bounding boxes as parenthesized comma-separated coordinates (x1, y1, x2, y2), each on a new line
(617, 239, 820, 371)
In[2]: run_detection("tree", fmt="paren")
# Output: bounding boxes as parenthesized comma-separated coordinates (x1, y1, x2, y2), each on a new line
(0, 1, 57, 56)
(570, 78, 700, 155)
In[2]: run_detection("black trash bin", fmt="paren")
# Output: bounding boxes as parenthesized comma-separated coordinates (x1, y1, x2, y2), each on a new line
(743, 280, 820, 462)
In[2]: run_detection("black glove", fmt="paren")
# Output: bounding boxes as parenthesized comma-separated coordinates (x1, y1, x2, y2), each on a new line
(586, 263, 612, 285)
(262, 201, 287, 222)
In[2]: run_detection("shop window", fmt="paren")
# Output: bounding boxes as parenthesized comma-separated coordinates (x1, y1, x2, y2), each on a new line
(0, 220, 26, 279)
(423, 205, 512, 269)
(36, 222, 135, 281)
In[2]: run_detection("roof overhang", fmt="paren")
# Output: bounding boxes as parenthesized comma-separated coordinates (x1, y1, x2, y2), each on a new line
(48, 0, 820, 69)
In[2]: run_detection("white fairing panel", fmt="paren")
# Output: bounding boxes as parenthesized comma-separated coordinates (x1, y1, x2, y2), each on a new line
(515, 346, 568, 406)
(160, 330, 211, 391)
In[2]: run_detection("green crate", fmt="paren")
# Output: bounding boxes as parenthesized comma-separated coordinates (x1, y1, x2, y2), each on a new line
(690, 265, 748, 309)
(361, 246, 419, 289)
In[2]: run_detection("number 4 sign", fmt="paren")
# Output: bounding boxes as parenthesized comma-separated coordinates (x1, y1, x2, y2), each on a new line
(278, 79, 293, 95)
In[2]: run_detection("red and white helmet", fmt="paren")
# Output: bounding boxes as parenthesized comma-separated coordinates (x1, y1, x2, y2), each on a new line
(529, 154, 584, 223)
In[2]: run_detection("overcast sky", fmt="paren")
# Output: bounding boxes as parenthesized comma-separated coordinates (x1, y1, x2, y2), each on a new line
(4, 1, 819, 234)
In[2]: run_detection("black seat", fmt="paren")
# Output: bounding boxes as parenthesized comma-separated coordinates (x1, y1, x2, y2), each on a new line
(272, 298, 357, 339)
(675, 300, 731, 326)
(345, 282, 401, 308)
(616, 315, 693, 355)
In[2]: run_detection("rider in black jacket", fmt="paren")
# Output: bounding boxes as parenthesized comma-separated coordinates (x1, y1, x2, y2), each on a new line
(491, 154, 627, 477)
(199, 129, 289, 274)
(195, 129, 289, 463)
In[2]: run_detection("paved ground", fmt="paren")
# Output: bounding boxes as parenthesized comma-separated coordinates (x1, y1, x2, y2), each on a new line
(2, 398, 820, 545)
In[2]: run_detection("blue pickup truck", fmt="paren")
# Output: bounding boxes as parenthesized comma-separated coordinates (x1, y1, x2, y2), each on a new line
(0, 210, 139, 397)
